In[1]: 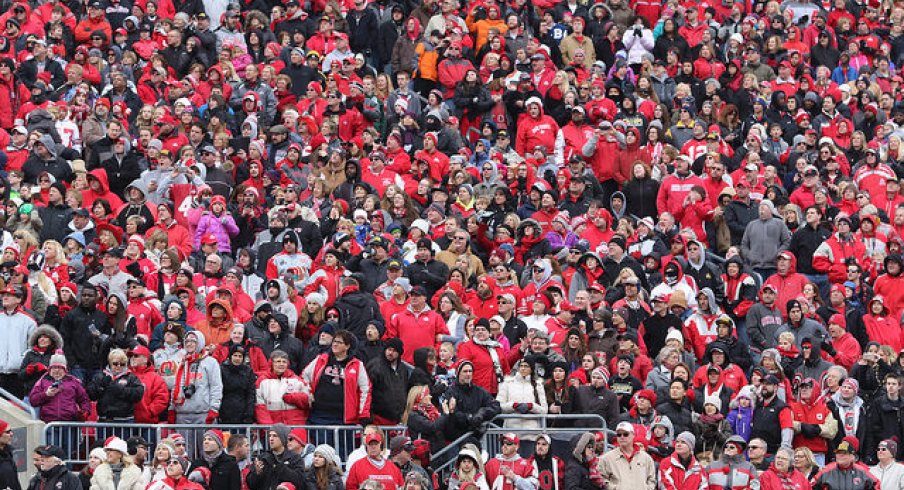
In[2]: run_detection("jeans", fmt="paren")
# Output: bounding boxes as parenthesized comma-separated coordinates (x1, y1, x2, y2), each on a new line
(804, 273, 831, 303)
(307, 412, 354, 459)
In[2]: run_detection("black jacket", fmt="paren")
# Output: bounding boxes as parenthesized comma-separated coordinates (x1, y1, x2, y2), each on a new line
(0, 446, 20, 490)
(334, 289, 383, 342)
(864, 393, 904, 460)
(87, 370, 144, 420)
(60, 305, 112, 370)
(567, 385, 620, 428)
(38, 202, 73, 243)
(788, 223, 833, 275)
(366, 353, 411, 422)
(406, 258, 450, 299)
(656, 398, 695, 436)
(219, 361, 256, 424)
(563, 433, 600, 490)
(444, 381, 501, 440)
(246, 450, 305, 490)
(27, 464, 80, 490)
(724, 199, 759, 246)
(99, 153, 142, 199)
(346, 7, 380, 54)
(346, 255, 391, 293)
(193, 452, 242, 490)
(259, 331, 305, 374)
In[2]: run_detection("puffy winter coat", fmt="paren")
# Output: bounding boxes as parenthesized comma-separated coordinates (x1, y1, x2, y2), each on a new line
(457, 339, 510, 395)
(254, 365, 310, 425)
(516, 100, 560, 157)
(19, 325, 62, 394)
(758, 465, 811, 490)
(813, 233, 872, 284)
(87, 368, 145, 420)
(302, 353, 371, 424)
(789, 378, 837, 454)
(171, 330, 223, 416)
(496, 373, 548, 436)
(658, 453, 708, 490)
(29, 373, 90, 422)
(131, 365, 170, 423)
(219, 360, 256, 424)
(89, 461, 143, 490)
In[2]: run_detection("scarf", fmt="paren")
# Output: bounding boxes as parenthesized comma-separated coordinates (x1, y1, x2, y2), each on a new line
(414, 389, 440, 422)
(474, 337, 505, 384)
(830, 390, 864, 436)
(770, 464, 799, 490)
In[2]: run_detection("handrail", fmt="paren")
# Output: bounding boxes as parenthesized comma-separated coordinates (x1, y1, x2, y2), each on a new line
(487, 413, 608, 430)
(0, 387, 37, 419)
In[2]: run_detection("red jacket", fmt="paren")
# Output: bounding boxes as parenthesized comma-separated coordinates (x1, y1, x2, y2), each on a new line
(873, 271, 904, 325)
(0, 73, 30, 130)
(813, 233, 872, 284)
(789, 379, 833, 453)
(305, 353, 370, 424)
(254, 366, 310, 425)
(384, 306, 449, 364)
(345, 457, 404, 490)
(657, 172, 705, 216)
(658, 454, 708, 490)
(863, 311, 904, 352)
(758, 466, 811, 490)
(763, 263, 809, 318)
(456, 339, 510, 395)
(485, 456, 536, 490)
(516, 104, 559, 156)
(825, 332, 861, 371)
(131, 365, 170, 423)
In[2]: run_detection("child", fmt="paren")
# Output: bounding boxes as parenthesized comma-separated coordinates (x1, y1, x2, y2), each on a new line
(645, 415, 674, 462)
(777, 331, 802, 378)
(694, 396, 730, 463)
(438, 341, 457, 371)
(728, 385, 755, 441)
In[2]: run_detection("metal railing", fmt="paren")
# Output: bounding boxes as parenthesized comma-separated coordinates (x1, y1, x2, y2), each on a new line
(43, 422, 407, 468)
(0, 387, 37, 419)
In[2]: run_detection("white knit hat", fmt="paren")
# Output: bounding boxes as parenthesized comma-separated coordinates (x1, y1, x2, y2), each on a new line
(49, 349, 67, 370)
(104, 437, 128, 454)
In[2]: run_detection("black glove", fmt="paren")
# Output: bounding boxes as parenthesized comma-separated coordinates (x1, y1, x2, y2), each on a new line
(470, 414, 484, 428)
(801, 423, 820, 438)
(821, 340, 837, 356)
(515, 403, 530, 414)
(125, 261, 142, 278)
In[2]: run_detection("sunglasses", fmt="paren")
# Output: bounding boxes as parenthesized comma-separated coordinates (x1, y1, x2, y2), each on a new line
(616, 432, 632, 437)
(110, 361, 127, 366)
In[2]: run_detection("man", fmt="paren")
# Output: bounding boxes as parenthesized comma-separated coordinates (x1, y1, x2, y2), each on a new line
(750, 375, 794, 454)
(790, 378, 837, 464)
(741, 200, 791, 279)
(389, 435, 431, 490)
(444, 360, 501, 441)
(246, 424, 305, 490)
(88, 247, 133, 297)
(0, 286, 35, 398)
(813, 436, 879, 489)
(27, 445, 80, 490)
(866, 374, 904, 462)
(347, 236, 393, 293)
(598, 421, 656, 489)
(0, 419, 18, 490)
(528, 434, 563, 490)
(870, 438, 904, 490)
(227, 434, 252, 485)
(788, 205, 832, 291)
(384, 286, 447, 365)
(406, 238, 449, 300)
(302, 329, 371, 426)
(366, 338, 410, 425)
(193, 430, 241, 490)
(746, 284, 783, 354)
(658, 432, 708, 489)
(568, 367, 619, 428)
(484, 433, 539, 490)
(334, 276, 384, 342)
(706, 436, 758, 489)
(22, 134, 73, 184)
(746, 438, 770, 474)
(873, 254, 904, 325)
(828, 378, 866, 456)
(436, 230, 486, 278)
(60, 285, 111, 384)
(764, 251, 809, 318)
(813, 213, 872, 285)
(38, 181, 72, 243)
(345, 431, 404, 490)
(724, 181, 759, 246)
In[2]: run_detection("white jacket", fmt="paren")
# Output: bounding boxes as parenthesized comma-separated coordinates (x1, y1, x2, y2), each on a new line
(871, 461, 904, 490)
(90, 462, 144, 490)
(496, 373, 548, 438)
(0, 309, 35, 373)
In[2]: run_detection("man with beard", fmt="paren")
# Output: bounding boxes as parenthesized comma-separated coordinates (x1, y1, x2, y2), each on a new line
(750, 375, 793, 453)
(528, 434, 564, 490)
(192, 430, 241, 490)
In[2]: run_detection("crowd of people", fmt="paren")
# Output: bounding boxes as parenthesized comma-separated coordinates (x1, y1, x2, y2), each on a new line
(6, 0, 904, 486)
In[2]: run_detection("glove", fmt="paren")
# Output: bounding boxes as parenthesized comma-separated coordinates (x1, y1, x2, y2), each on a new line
(205, 410, 218, 424)
(821, 340, 837, 356)
(516, 404, 530, 414)
(167, 411, 177, 424)
(34, 363, 47, 373)
(470, 414, 484, 428)
(801, 423, 820, 438)
(25, 364, 35, 376)
(126, 261, 142, 278)
(359, 417, 373, 427)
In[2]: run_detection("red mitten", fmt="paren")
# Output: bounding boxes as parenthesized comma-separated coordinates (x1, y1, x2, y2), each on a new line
(205, 410, 218, 424)
(35, 363, 47, 373)
(25, 365, 34, 376)
(526, 403, 533, 410)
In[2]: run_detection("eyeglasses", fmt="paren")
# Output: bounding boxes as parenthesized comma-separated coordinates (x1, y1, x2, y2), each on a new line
(454, 236, 467, 241)
(616, 432, 631, 437)
(848, 269, 860, 273)
(879, 447, 890, 452)
(13, 235, 24, 239)
(332, 339, 347, 345)
(166, 460, 182, 466)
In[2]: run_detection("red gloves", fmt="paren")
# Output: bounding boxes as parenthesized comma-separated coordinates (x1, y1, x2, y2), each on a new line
(26, 363, 47, 376)
(205, 410, 219, 424)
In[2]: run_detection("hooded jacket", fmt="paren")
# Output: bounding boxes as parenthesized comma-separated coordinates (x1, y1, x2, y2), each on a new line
(254, 361, 311, 425)
(365, 344, 411, 423)
(196, 299, 236, 347)
(29, 372, 91, 422)
(334, 283, 384, 342)
(131, 363, 170, 423)
(873, 255, 904, 323)
(683, 288, 722, 361)
(813, 227, 872, 284)
(516, 98, 560, 157)
(219, 354, 256, 424)
(563, 433, 598, 490)
(763, 253, 810, 318)
(22, 134, 74, 184)
(20, 325, 63, 393)
(80, 168, 125, 210)
(789, 378, 837, 454)
(171, 330, 223, 416)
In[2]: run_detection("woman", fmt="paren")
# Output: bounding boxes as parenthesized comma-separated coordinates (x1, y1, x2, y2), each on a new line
(87, 349, 145, 423)
(254, 350, 311, 425)
(193, 195, 239, 252)
(218, 344, 257, 424)
(20, 325, 64, 397)
(401, 385, 448, 453)
(563, 432, 601, 490)
(81, 447, 108, 490)
(759, 447, 811, 490)
(437, 291, 469, 342)
(622, 162, 659, 219)
(448, 444, 489, 490)
(102, 293, 139, 358)
(211, 324, 269, 375)
(29, 350, 91, 423)
(496, 359, 548, 455)
(141, 438, 176, 484)
(792, 446, 819, 482)
(303, 445, 343, 490)
(89, 437, 144, 490)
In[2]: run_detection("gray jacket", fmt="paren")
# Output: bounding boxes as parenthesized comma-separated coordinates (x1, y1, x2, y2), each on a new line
(741, 217, 791, 269)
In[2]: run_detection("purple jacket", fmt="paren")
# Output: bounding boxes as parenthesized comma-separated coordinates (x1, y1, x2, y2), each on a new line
(194, 211, 239, 253)
(29, 374, 91, 423)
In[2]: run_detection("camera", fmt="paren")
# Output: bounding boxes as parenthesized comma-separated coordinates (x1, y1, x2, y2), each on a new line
(183, 384, 197, 399)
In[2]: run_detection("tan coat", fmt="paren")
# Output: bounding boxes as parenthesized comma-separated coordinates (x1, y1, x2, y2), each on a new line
(90, 461, 145, 490)
(597, 446, 657, 490)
